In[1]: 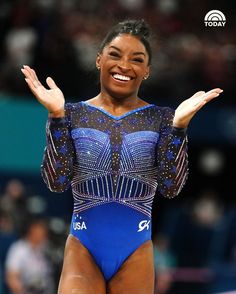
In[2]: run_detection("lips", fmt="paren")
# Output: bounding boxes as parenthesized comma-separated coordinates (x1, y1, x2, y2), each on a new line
(111, 72, 134, 83)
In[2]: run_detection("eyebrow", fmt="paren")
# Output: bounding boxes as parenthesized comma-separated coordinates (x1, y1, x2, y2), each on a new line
(109, 45, 146, 56)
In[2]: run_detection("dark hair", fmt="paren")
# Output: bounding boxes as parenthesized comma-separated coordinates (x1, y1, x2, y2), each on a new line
(21, 215, 48, 237)
(99, 19, 152, 65)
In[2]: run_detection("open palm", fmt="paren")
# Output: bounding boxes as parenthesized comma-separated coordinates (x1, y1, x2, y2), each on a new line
(173, 88, 223, 128)
(21, 65, 65, 115)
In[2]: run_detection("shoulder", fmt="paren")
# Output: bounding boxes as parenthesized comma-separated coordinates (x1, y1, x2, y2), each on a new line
(151, 104, 175, 117)
(6, 240, 29, 270)
(64, 101, 84, 119)
(8, 240, 28, 254)
(6, 240, 29, 265)
(65, 101, 82, 111)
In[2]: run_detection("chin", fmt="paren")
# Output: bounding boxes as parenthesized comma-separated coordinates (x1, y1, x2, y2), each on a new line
(104, 82, 139, 100)
(105, 86, 137, 100)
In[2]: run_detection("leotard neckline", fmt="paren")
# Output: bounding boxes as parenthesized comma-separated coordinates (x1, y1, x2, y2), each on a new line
(80, 100, 155, 120)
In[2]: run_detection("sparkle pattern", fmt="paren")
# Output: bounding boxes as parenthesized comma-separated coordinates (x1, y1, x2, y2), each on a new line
(41, 101, 189, 217)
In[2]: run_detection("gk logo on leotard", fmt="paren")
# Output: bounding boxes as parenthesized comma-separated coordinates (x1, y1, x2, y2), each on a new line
(137, 220, 150, 232)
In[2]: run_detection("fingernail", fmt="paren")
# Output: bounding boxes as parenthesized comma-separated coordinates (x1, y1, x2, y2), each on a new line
(220, 89, 223, 92)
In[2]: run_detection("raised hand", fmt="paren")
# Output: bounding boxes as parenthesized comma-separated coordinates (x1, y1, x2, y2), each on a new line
(21, 65, 65, 117)
(173, 88, 223, 128)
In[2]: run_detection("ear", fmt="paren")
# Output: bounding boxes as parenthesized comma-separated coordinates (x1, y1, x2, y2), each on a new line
(96, 53, 101, 69)
(144, 65, 150, 79)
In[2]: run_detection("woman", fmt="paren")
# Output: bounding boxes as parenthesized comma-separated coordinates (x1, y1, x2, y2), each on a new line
(21, 19, 223, 294)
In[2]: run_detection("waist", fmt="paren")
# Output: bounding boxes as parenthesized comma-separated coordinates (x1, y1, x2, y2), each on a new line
(70, 202, 152, 238)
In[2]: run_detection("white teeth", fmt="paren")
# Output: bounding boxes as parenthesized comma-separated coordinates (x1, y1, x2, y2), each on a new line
(113, 73, 131, 81)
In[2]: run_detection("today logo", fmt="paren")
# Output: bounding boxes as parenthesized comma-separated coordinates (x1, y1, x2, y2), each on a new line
(204, 10, 226, 27)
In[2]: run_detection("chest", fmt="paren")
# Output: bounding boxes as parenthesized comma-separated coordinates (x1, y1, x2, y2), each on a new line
(69, 104, 162, 171)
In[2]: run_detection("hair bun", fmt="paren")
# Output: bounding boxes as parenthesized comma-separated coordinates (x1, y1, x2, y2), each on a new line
(119, 19, 151, 40)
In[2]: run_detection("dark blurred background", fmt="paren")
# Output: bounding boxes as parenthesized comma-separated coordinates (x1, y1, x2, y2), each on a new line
(0, 0, 235, 293)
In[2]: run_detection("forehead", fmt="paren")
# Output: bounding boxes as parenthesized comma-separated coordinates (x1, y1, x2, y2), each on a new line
(106, 34, 147, 54)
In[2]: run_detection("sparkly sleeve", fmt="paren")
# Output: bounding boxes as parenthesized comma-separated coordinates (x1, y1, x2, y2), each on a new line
(156, 107, 189, 198)
(40, 103, 75, 192)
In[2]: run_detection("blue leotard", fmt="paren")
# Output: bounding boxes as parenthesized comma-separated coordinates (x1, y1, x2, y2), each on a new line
(41, 101, 188, 281)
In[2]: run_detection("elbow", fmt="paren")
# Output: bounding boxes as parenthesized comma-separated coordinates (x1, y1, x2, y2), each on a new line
(43, 179, 71, 193)
(161, 188, 180, 199)
(40, 166, 71, 193)
(159, 169, 189, 199)
(47, 184, 70, 193)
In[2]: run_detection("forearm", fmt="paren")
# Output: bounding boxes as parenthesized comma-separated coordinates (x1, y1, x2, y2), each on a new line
(157, 126, 189, 198)
(41, 104, 75, 192)
(156, 107, 189, 198)
(6, 271, 24, 294)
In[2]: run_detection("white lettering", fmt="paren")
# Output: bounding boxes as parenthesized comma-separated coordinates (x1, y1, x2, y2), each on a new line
(73, 221, 87, 230)
(205, 21, 226, 27)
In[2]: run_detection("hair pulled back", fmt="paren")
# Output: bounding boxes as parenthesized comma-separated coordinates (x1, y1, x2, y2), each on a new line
(99, 19, 152, 65)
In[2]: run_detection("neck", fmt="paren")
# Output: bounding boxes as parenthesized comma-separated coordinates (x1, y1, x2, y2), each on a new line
(26, 236, 41, 248)
(97, 88, 140, 108)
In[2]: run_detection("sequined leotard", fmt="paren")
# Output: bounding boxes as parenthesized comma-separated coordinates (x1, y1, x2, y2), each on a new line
(41, 101, 188, 281)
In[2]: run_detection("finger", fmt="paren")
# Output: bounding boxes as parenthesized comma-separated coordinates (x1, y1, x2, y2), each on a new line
(201, 91, 221, 103)
(208, 87, 223, 93)
(46, 77, 58, 89)
(23, 65, 35, 80)
(21, 68, 31, 79)
(194, 100, 207, 112)
(202, 88, 223, 98)
(189, 94, 207, 107)
(25, 78, 46, 101)
(21, 67, 40, 89)
(23, 66, 42, 87)
(24, 74, 42, 90)
(30, 67, 41, 82)
(191, 88, 222, 102)
(21, 68, 36, 85)
(25, 78, 38, 95)
(190, 91, 206, 103)
(192, 89, 222, 106)
(192, 91, 206, 98)
(193, 90, 222, 110)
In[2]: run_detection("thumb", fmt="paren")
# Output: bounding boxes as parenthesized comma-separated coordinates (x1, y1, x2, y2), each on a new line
(192, 91, 205, 98)
(46, 77, 58, 89)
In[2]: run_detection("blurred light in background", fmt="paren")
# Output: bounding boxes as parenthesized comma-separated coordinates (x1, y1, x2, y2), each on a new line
(198, 149, 225, 175)
(49, 217, 67, 235)
(219, 109, 236, 143)
(27, 195, 47, 214)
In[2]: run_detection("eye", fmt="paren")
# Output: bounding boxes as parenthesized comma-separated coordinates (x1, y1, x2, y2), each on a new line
(109, 51, 120, 58)
(133, 58, 144, 63)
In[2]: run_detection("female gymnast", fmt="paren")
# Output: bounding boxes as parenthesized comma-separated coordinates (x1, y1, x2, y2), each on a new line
(21, 19, 223, 294)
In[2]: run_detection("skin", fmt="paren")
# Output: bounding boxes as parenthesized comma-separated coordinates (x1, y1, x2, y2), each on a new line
(21, 33, 223, 293)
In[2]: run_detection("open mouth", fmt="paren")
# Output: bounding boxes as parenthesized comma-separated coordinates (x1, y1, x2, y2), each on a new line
(111, 73, 134, 82)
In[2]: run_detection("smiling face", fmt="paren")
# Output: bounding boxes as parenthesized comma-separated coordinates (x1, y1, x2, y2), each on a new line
(96, 34, 150, 100)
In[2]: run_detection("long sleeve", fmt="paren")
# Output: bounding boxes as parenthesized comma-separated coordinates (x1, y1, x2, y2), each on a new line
(40, 103, 75, 193)
(156, 107, 189, 198)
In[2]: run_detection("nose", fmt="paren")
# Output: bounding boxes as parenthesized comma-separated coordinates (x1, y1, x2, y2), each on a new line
(117, 58, 131, 72)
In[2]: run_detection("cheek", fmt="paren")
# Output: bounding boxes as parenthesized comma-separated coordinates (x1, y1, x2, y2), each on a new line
(100, 60, 113, 77)
(133, 65, 146, 82)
